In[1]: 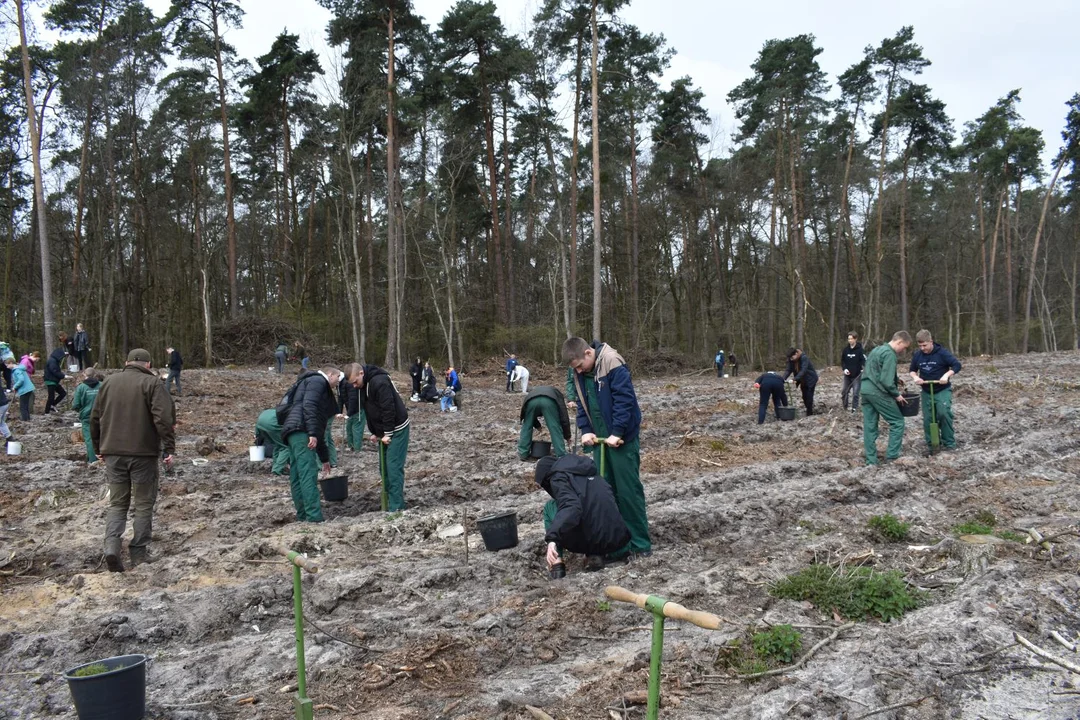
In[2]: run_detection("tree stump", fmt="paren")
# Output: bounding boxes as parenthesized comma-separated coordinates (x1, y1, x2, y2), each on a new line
(953, 534, 1005, 576)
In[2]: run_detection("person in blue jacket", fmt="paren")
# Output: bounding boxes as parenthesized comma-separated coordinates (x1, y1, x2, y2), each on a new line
(783, 347, 818, 416)
(909, 329, 962, 452)
(714, 349, 725, 378)
(754, 371, 789, 424)
(505, 354, 518, 392)
(564, 336, 651, 559)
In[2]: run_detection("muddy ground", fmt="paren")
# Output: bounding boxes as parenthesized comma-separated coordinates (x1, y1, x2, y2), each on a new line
(1, 352, 1079, 720)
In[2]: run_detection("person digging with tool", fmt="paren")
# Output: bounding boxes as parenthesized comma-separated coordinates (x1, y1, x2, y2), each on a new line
(518, 386, 572, 460)
(536, 454, 631, 577)
(337, 364, 365, 451)
(564, 337, 652, 560)
(782, 347, 818, 416)
(91, 349, 176, 571)
(754, 371, 789, 424)
(841, 332, 865, 413)
(909, 329, 961, 454)
(861, 331, 912, 466)
(255, 408, 290, 476)
(277, 365, 344, 522)
(351, 364, 410, 512)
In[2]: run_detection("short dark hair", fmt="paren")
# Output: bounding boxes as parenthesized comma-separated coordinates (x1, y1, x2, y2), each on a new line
(847, 331, 858, 340)
(891, 330, 912, 344)
(562, 337, 590, 362)
(786, 347, 798, 359)
(342, 363, 363, 381)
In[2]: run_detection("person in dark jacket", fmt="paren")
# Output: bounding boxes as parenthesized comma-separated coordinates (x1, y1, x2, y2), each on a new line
(409, 357, 423, 400)
(841, 332, 865, 413)
(505, 354, 518, 392)
(73, 323, 90, 370)
(91, 349, 176, 571)
(420, 362, 439, 402)
(536, 455, 631, 576)
(352, 364, 410, 511)
(782, 347, 818, 416)
(909, 329, 962, 451)
(337, 369, 365, 451)
(43, 342, 68, 414)
(714, 349, 725, 378)
(518, 386, 572, 460)
(293, 341, 309, 370)
(754, 372, 789, 424)
(277, 366, 344, 522)
(729, 352, 739, 377)
(165, 346, 183, 396)
(565, 336, 650, 558)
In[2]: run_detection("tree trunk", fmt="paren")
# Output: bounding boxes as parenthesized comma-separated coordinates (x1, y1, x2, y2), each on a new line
(898, 145, 911, 331)
(629, 105, 641, 348)
(384, 8, 399, 369)
(589, 0, 602, 341)
(872, 72, 897, 339)
(211, 6, 239, 317)
(569, 35, 582, 333)
(986, 189, 1006, 353)
(1021, 159, 1064, 352)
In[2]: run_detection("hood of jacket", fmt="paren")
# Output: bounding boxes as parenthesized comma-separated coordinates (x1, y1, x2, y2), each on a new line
(536, 453, 597, 491)
(83, 377, 100, 389)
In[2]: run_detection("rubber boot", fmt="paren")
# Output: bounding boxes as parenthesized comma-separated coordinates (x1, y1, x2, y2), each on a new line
(129, 546, 148, 568)
(104, 538, 125, 573)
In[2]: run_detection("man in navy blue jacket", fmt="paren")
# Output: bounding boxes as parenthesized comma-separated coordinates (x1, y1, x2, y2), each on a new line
(564, 337, 651, 558)
(909, 329, 962, 451)
(783, 347, 819, 416)
(505, 354, 518, 392)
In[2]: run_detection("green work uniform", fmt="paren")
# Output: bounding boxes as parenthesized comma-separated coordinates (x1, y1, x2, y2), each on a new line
(518, 396, 567, 460)
(255, 408, 290, 475)
(923, 385, 955, 449)
(286, 431, 323, 522)
(542, 499, 563, 558)
(581, 373, 650, 555)
(71, 381, 100, 463)
(860, 344, 905, 465)
(345, 409, 365, 451)
(380, 424, 410, 512)
(565, 366, 577, 404)
(324, 417, 338, 467)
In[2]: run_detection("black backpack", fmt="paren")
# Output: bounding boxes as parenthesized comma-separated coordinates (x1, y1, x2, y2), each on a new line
(275, 378, 303, 426)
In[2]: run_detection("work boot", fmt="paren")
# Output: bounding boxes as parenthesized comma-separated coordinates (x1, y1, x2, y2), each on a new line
(129, 546, 149, 568)
(104, 542, 125, 573)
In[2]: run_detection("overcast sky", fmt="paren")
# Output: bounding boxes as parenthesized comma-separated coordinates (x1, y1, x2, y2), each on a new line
(145, 0, 1078, 170)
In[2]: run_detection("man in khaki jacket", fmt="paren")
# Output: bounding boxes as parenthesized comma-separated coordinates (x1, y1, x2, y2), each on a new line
(90, 348, 176, 571)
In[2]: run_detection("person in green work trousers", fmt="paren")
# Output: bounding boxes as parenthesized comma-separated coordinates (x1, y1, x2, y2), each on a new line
(71, 367, 102, 463)
(909, 329, 962, 452)
(277, 365, 344, 522)
(254, 408, 290, 476)
(860, 331, 912, 466)
(518, 386, 572, 460)
(563, 336, 652, 559)
(337, 366, 365, 451)
(352, 363, 410, 512)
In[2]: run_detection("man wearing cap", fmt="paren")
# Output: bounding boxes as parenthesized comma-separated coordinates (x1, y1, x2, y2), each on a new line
(90, 349, 176, 571)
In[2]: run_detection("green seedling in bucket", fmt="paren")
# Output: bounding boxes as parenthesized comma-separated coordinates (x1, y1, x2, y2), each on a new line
(605, 585, 733, 720)
(275, 545, 319, 720)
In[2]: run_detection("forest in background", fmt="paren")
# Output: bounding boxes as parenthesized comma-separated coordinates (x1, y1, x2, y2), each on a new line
(1, 0, 1079, 371)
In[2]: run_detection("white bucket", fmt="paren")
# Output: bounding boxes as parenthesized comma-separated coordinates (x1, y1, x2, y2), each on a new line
(68, 364, 79, 373)
(268, 366, 274, 372)
(7, 441, 22, 455)
(248, 445, 266, 462)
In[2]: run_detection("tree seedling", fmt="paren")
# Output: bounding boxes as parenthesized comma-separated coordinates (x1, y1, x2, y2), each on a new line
(71, 663, 110, 677)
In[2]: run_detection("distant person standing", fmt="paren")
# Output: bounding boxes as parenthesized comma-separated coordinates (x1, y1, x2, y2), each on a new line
(73, 323, 91, 370)
(861, 331, 912, 466)
(0, 371, 12, 447)
(511, 362, 530, 393)
(409, 357, 423, 401)
(841, 332, 865, 413)
(352, 363, 410, 512)
(8, 358, 34, 420)
(43, 339, 69, 414)
(274, 342, 288, 374)
(90, 349, 176, 571)
(714, 349, 725, 378)
(165, 346, 183, 396)
(71, 367, 102, 463)
(0, 340, 14, 389)
(505, 354, 518, 392)
(337, 365, 365, 451)
(729, 352, 738, 377)
(754, 371, 789, 424)
(909, 329, 962, 452)
(783, 347, 818, 416)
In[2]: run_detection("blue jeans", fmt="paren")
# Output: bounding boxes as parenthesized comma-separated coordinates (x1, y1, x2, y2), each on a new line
(301, 357, 310, 370)
(275, 351, 286, 373)
(440, 395, 454, 411)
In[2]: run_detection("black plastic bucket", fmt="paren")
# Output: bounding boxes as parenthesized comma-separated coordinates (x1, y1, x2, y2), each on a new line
(899, 393, 921, 417)
(477, 511, 519, 551)
(777, 406, 796, 421)
(319, 475, 349, 501)
(530, 441, 552, 459)
(64, 654, 147, 720)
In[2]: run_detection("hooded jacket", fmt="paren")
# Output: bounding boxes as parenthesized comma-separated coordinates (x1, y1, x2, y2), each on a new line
(571, 342, 641, 442)
(338, 378, 360, 416)
(409, 360, 423, 381)
(20, 355, 35, 374)
(536, 454, 630, 556)
(909, 343, 961, 392)
(71, 377, 101, 422)
(90, 365, 176, 457)
(359, 365, 409, 438)
(44, 348, 67, 384)
(278, 371, 337, 462)
(168, 349, 183, 372)
(74, 330, 89, 352)
(10, 364, 33, 396)
(783, 354, 818, 386)
(841, 343, 865, 376)
(520, 386, 572, 440)
(445, 369, 460, 391)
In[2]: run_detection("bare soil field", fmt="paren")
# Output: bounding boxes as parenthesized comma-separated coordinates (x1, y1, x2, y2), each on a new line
(1, 352, 1079, 719)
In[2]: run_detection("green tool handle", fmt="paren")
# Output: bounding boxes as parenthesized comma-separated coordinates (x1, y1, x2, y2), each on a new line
(379, 442, 388, 512)
(275, 546, 319, 574)
(605, 586, 725, 630)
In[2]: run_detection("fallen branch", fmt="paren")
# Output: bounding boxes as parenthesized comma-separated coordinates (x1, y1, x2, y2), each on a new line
(524, 706, 556, 720)
(1018, 528, 1053, 552)
(1050, 630, 1077, 653)
(972, 642, 1017, 662)
(853, 696, 928, 719)
(735, 622, 856, 679)
(1014, 632, 1080, 674)
(700, 458, 724, 467)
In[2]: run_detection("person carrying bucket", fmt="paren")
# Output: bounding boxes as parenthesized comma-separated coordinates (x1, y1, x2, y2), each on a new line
(71, 367, 102, 463)
(254, 409, 290, 476)
(518, 386, 572, 461)
(535, 455, 630, 577)
(277, 365, 344, 523)
(564, 337, 651, 560)
(861, 331, 912, 466)
(909, 329, 961, 453)
(351, 364, 410, 512)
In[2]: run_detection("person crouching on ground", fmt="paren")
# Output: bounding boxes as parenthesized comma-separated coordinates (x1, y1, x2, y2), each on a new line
(277, 365, 343, 522)
(754, 371, 789, 424)
(350, 363, 410, 512)
(71, 367, 102, 463)
(536, 455, 631, 577)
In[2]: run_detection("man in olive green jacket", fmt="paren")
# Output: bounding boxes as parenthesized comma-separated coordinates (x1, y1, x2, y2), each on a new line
(860, 331, 912, 466)
(91, 349, 176, 571)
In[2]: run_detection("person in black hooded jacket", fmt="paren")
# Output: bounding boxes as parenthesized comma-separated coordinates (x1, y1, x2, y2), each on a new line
(536, 454, 631, 576)
(336, 364, 365, 451)
(352, 364, 410, 511)
(277, 366, 344, 522)
(43, 344, 68, 413)
(408, 357, 423, 400)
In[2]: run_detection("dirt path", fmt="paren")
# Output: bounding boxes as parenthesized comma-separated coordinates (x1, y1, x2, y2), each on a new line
(2, 353, 1079, 719)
